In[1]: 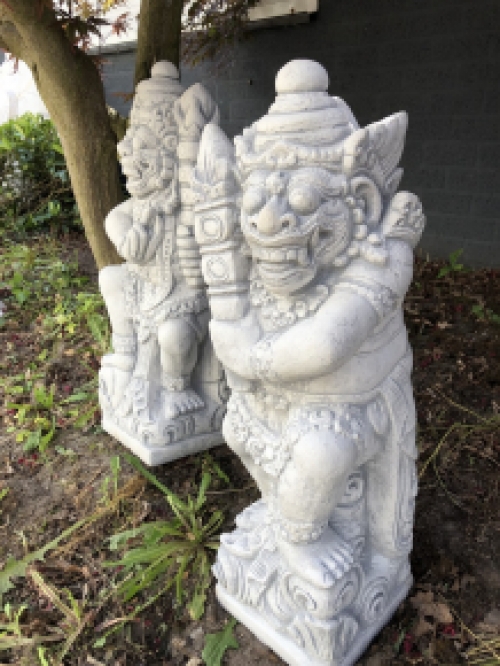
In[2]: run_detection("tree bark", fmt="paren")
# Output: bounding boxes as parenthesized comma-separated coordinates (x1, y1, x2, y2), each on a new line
(134, 0, 184, 87)
(0, 2, 123, 270)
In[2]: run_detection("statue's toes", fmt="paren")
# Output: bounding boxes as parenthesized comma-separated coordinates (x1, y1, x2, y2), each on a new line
(321, 554, 343, 581)
(165, 402, 180, 420)
(190, 392, 205, 409)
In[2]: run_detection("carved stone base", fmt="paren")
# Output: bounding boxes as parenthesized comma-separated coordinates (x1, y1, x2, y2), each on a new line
(213, 500, 413, 666)
(102, 413, 224, 465)
(100, 369, 225, 466)
(100, 362, 227, 465)
(217, 580, 411, 666)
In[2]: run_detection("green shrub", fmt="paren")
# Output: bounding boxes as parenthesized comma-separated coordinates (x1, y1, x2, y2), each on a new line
(0, 113, 80, 233)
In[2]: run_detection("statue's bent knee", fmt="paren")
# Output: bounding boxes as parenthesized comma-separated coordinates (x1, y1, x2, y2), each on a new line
(157, 318, 198, 357)
(98, 264, 125, 301)
(292, 430, 358, 483)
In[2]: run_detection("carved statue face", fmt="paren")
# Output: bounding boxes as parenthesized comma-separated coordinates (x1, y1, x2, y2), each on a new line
(118, 125, 175, 198)
(240, 167, 353, 295)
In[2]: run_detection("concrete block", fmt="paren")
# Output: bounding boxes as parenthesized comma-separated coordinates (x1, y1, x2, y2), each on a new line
(471, 195, 500, 219)
(478, 143, 500, 169)
(424, 141, 477, 167)
(447, 168, 500, 194)
(423, 191, 472, 215)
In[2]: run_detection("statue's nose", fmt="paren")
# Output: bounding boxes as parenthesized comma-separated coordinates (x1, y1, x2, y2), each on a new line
(255, 197, 289, 236)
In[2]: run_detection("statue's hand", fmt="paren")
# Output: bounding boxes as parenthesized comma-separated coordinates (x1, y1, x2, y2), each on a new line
(210, 310, 261, 380)
(118, 224, 150, 263)
(136, 200, 158, 228)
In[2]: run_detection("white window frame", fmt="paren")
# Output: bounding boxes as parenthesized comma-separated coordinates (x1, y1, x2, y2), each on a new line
(248, 0, 319, 22)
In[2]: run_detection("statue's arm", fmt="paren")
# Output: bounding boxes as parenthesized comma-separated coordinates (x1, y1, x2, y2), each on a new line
(105, 199, 162, 264)
(260, 239, 414, 382)
(209, 309, 261, 380)
(104, 199, 133, 250)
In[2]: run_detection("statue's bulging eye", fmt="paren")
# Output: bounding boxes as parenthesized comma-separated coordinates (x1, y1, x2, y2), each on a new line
(289, 187, 320, 216)
(242, 188, 266, 215)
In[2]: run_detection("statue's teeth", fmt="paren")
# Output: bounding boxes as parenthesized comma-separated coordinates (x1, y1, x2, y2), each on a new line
(311, 227, 320, 248)
(297, 247, 309, 266)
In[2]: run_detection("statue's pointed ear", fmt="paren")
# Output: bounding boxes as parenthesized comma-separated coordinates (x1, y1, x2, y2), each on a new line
(366, 111, 408, 182)
(343, 112, 407, 194)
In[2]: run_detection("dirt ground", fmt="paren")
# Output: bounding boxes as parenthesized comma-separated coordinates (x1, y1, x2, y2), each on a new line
(0, 235, 499, 665)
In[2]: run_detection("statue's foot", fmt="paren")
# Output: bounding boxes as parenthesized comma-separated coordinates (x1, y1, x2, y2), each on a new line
(278, 526, 354, 589)
(163, 388, 205, 420)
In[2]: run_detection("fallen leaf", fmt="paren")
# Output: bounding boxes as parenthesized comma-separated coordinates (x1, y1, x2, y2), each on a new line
(460, 574, 476, 590)
(410, 591, 453, 624)
(413, 616, 435, 638)
(484, 609, 500, 627)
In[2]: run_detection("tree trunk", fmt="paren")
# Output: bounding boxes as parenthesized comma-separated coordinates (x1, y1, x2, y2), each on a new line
(134, 0, 184, 87)
(0, 3, 123, 270)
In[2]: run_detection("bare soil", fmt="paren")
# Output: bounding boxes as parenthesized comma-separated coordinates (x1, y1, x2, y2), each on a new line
(0, 234, 499, 665)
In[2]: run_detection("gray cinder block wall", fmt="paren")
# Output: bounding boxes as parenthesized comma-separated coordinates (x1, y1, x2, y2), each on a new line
(98, 0, 500, 267)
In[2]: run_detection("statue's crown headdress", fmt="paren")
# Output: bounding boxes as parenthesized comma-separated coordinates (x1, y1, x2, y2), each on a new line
(130, 62, 184, 141)
(235, 59, 408, 198)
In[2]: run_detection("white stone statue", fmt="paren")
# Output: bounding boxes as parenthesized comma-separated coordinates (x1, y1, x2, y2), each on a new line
(193, 59, 425, 666)
(99, 62, 227, 465)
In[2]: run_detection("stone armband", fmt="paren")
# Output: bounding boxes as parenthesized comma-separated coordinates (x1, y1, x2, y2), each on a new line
(278, 516, 327, 544)
(250, 335, 280, 383)
(336, 280, 398, 323)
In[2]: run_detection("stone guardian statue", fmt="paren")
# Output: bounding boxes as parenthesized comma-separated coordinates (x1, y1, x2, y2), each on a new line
(99, 62, 227, 465)
(193, 59, 425, 666)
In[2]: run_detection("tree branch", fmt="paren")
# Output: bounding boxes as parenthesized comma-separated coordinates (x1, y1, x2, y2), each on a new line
(0, 13, 30, 61)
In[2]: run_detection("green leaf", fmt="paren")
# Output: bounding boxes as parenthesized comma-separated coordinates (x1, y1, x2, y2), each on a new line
(23, 429, 42, 452)
(196, 472, 211, 511)
(202, 618, 239, 666)
(74, 405, 96, 428)
(55, 446, 76, 457)
(188, 588, 207, 621)
(38, 646, 50, 666)
(437, 266, 449, 278)
(0, 517, 87, 602)
(61, 392, 89, 404)
(108, 521, 183, 551)
(50, 142, 64, 155)
(39, 419, 56, 453)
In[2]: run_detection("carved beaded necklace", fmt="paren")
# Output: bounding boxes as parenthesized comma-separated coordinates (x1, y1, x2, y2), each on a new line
(249, 279, 330, 330)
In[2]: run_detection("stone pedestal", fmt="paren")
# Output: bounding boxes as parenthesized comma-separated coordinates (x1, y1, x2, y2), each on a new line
(193, 59, 425, 665)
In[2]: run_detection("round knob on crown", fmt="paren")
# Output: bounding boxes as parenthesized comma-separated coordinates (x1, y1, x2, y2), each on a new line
(151, 61, 179, 80)
(275, 59, 329, 94)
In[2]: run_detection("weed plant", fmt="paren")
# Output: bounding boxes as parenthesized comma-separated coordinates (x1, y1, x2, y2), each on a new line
(0, 240, 109, 453)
